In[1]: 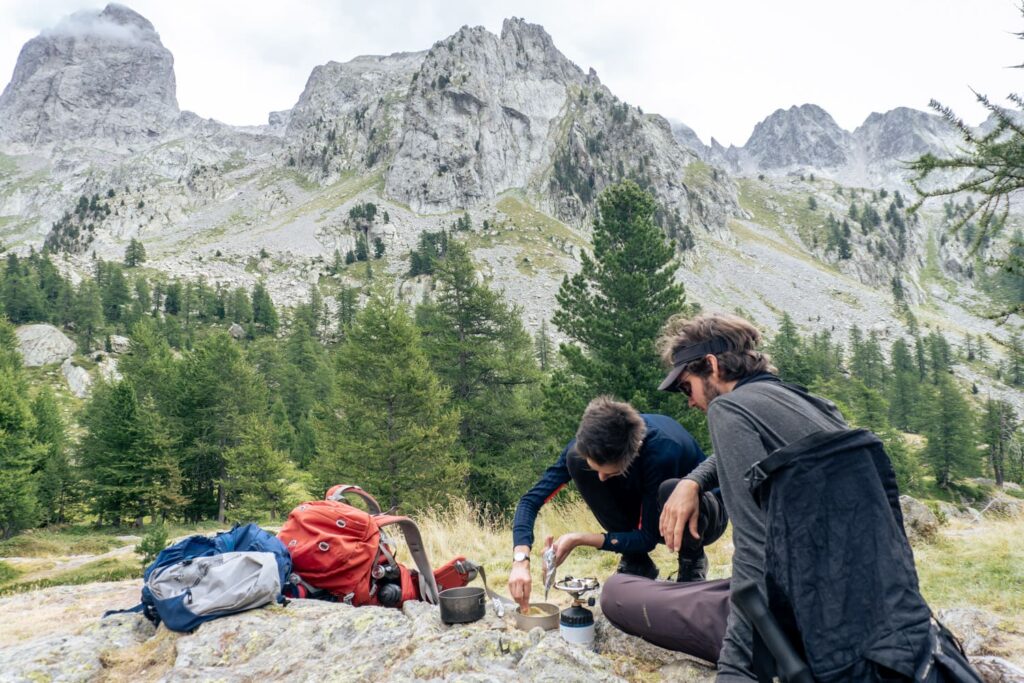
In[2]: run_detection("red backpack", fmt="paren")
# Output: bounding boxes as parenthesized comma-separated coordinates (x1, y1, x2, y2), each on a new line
(277, 485, 473, 607)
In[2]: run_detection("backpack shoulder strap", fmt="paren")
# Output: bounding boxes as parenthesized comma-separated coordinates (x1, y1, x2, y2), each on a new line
(375, 514, 440, 604)
(325, 485, 382, 514)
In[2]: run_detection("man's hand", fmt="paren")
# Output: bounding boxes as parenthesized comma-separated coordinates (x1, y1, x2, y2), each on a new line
(660, 479, 701, 552)
(508, 558, 532, 612)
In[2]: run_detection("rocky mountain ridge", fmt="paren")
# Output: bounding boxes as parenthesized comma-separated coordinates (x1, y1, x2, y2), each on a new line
(0, 4, 1021, 415)
(675, 103, 965, 191)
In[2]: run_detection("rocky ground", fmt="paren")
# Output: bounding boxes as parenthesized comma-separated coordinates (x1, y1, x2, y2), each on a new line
(3, 500, 1024, 683)
(1, 580, 1021, 682)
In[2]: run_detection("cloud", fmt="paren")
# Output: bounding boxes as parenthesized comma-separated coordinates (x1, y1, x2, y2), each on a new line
(42, 5, 154, 46)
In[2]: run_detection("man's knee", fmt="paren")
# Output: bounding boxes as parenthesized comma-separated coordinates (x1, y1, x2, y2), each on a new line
(658, 478, 680, 508)
(599, 573, 637, 625)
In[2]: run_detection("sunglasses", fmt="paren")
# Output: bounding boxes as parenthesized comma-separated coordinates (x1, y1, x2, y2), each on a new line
(676, 377, 693, 397)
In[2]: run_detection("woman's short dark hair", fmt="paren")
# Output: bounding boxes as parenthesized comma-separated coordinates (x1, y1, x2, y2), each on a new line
(574, 396, 646, 471)
(658, 312, 775, 382)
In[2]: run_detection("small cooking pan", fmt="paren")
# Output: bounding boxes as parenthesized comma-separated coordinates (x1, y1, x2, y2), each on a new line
(439, 586, 486, 624)
(513, 602, 559, 631)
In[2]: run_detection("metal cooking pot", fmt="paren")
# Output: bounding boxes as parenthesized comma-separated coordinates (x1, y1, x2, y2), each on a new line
(513, 602, 559, 631)
(439, 586, 486, 624)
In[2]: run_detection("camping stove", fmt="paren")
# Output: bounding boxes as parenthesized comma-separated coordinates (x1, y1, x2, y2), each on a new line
(554, 576, 600, 649)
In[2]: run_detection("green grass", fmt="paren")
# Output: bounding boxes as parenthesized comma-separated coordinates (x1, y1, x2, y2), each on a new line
(0, 557, 140, 596)
(915, 478, 992, 505)
(737, 178, 783, 231)
(736, 178, 831, 252)
(0, 531, 129, 558)
(460, 193, 584, 276)
(0, 560, 19, 583)
(269, 171, 384, 231)
(916, 518, 1024, 618)
(683, 160, 716, 189)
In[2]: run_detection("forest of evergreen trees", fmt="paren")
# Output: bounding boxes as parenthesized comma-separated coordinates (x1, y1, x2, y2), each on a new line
(0, 181, 1021, 540)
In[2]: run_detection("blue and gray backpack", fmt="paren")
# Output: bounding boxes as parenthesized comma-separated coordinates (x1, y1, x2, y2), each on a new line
(108, 523, 292, 632)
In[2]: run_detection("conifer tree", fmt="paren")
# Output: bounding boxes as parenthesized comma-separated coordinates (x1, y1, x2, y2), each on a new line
(268, 399, 296, 454)
(31, 388, 75, 525)
(925, 330, 953, 383)
(80, 379, 182, 526)
(982, 399, 1016, 486)
(535, 320, 554, 372)
(888, 339, 921, 432)
(336, 284, 358, 334)
(174, 333, 268, 521)
(72, 279, 104, 349)
(921, 375, 979, 487)
(222, 417, 303, 521)
(227, 286, 253, 324)
(124, 238, 147, 267)
(282, 318, 334, 426)
(318, 289, 464, 510)
(0, 317, 41, 538)
(549, 181, 688, 440)
(849, 328, 888, 391)
(1008, 331, 1024, 386)
(417, 242, 550, 508)
(251, 281, 279, 334)
(768, 313, 814, 385)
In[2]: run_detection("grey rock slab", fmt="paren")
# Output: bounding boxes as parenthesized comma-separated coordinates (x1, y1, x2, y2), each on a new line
(62, 357, 93, 398)
(0, 613, 154, 683)
(166, 600, 412, 682)
(939, 608, 1003, 656)
(15, 323, 77, 366)
(972, 657, 1024, 683)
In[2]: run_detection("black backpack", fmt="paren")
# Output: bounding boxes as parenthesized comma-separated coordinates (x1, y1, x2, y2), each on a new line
(740, 384, 983, 683)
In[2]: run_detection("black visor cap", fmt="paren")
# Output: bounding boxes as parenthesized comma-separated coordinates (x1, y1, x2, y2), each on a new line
(657, 337, 730, 392)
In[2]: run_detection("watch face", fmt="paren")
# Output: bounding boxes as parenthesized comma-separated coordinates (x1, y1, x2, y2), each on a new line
(513, 552, 529, 562)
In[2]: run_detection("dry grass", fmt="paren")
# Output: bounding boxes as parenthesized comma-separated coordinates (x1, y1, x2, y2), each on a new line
(404, 497, 734, 608)
(406, 497, 1024, 637)
(101, 627, 179, 682)
(916, 518, 1024, 618)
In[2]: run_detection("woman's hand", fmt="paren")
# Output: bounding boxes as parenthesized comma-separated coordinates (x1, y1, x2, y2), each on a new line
(551, 532, 583, 567)
(507, 560, 533, 612)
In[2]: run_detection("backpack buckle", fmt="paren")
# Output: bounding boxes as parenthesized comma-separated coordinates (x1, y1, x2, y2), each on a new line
(342, 593, 355, 605)
(746, 462, 768, 488)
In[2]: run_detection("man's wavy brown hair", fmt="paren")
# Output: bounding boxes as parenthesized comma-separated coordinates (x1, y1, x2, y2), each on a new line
(657, 313, 776, 382)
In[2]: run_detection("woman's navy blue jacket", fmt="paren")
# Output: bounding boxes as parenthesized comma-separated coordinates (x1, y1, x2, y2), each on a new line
(511, 414, 705, 555)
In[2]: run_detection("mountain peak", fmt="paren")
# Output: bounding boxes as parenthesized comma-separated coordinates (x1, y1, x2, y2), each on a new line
(42, 3, 160, 44)
(0, 3, 178, 146)
(741, 103, 850, 170)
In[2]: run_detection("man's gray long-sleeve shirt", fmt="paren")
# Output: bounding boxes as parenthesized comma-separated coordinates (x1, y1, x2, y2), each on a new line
(684, 378, 846, 681)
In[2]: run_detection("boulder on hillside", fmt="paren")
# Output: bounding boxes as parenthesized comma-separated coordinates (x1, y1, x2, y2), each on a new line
(62, 358, 92, 398)
(985, 495, 1024, 519)
(228, 323, 246, 340)
(15, 324, 77, 367)
(899, 495, 940, 542)
(97, 355, 121, 383)
(108, 335, 131, 354)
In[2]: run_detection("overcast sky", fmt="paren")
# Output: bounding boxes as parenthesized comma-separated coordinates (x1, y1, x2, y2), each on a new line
(1, 0, 1022, 146)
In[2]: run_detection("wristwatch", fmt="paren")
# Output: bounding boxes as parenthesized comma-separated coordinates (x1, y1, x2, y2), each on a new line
(513, 551, 530, 563)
